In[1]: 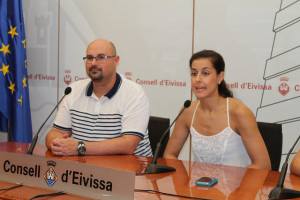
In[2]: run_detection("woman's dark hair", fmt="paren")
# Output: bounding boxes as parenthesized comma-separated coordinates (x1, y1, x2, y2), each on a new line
(189, 50, 233, 98)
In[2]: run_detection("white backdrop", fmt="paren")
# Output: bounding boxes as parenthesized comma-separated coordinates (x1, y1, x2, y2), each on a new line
(19, 0, 300, 166)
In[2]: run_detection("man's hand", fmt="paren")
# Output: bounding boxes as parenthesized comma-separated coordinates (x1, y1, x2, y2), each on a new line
(50, 134, 78, 156)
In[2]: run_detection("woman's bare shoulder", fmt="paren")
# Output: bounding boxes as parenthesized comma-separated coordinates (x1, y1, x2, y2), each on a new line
(185, 100, 199, 113)
(179, 100, 198, 123)
(228, 98, 258, 134)
(229, 98, 254, 118)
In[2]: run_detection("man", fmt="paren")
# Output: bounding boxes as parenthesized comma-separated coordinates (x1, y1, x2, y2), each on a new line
(46, 39, 152, 157)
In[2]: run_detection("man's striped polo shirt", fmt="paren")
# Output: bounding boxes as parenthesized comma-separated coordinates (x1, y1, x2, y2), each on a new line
(53, 73, 152, 157)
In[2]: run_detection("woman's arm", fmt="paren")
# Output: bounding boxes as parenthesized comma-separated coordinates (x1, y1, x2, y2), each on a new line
(231, 100, 271, 170)
(164, 106, 192, 159)
(290, 150, 300, 176)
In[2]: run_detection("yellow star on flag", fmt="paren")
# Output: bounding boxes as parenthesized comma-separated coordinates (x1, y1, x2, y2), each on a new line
(17, 144, 22, 152)
(0, 63, 9, 76)
(8, 26, 19, 39)
(22, 40, 26, 48)
(18, 95, 23, 106)
(25, 59, 27, 68)
(8, 81, 16, 94)
(23, 76, 27, 88)
(0, 43, 11, 56)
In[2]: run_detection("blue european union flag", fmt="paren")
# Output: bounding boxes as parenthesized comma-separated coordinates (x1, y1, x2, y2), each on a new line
(0, 0, 33, 142)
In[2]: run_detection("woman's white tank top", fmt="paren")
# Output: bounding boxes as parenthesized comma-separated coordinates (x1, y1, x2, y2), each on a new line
(190, 98, 252, 167)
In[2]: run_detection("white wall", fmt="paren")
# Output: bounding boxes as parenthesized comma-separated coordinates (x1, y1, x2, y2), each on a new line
(21, 0, 300, 168)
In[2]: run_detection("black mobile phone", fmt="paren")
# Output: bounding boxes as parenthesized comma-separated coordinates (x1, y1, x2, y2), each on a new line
(195, 176, 218, 186)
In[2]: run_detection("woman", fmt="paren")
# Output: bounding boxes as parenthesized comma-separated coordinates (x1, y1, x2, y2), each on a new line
(291, 150, 300, 176)
(164, 50, 271, 170)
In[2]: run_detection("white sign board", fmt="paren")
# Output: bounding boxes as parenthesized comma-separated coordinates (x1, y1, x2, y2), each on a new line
(0, 152, 135, 200)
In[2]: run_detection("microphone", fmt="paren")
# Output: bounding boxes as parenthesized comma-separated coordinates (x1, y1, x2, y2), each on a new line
(269, 134, 300, 199)
(27, 87, 72, 155)
(144, 100, 191, 174)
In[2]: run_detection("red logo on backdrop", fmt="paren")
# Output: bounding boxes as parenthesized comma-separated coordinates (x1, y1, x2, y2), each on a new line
(125, 72, 132, 80)
(64, 70, 72, 85)
(278, 77, 290, 96)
